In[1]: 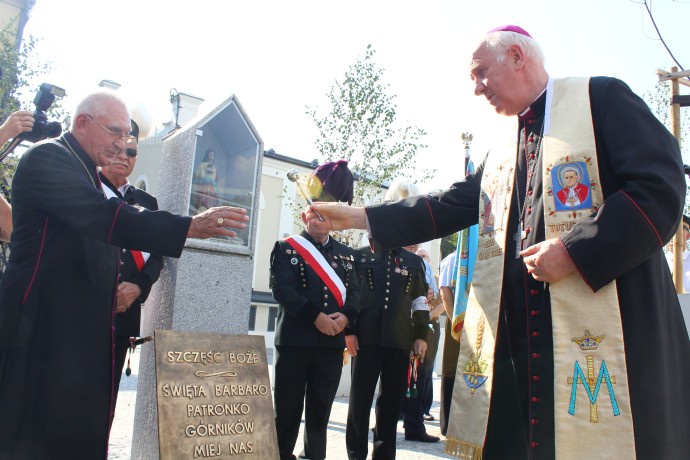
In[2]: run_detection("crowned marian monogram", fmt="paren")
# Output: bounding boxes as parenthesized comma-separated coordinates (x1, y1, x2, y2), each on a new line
(567, 330, 619, 423)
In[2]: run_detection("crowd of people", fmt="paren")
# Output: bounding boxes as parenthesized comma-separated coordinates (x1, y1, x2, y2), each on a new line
(0, 23, 688, 460)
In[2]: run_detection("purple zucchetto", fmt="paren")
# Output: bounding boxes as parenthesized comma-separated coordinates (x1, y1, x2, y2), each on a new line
(308, 159, 354, 205)
(488, 25, 532, 38)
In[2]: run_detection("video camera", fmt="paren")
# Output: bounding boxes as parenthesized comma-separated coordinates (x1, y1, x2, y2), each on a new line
(19, 83, 66, 143)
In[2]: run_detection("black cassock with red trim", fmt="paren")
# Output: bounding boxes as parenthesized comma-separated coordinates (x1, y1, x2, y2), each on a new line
(0, 133, 190, 459)
(365, 77, 690, 459)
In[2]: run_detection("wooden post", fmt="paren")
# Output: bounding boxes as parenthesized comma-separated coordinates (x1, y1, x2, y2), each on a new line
(670, 67, 684, 293)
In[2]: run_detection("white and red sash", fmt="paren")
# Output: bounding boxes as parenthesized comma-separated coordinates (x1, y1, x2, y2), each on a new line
(101, 182, 150, 271)
(285, 234, 346, 308)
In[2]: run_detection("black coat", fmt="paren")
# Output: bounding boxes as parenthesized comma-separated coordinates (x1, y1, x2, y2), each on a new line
(353, 247, 429, 350)
(99, 173, 164, 338)
(270, 231, 361, 348)
(365, 77, 690, 459)
(0, 134, 191, 460)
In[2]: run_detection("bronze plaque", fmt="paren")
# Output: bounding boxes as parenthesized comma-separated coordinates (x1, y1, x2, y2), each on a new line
(155, 330, 278, 459)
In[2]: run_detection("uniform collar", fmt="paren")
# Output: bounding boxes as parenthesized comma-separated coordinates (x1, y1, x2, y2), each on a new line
(301, 230, 332, 250)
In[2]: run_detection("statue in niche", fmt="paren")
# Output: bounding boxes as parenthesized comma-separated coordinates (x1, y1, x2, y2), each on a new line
(192, 148, 219, 212)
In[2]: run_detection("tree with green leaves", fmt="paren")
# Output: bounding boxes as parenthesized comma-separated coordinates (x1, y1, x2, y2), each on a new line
(643, 81, 689, 158)
(0, 17, 67, 274)
(643, 80, 690, 213)
(0, 17, 68, 163)
(305, 44, 433, 245)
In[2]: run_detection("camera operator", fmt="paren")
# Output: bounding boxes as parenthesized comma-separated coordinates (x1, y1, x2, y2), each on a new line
(0, 89, 249, 459)
(0, 110, 35, 242)
(0, 110, 34, 146)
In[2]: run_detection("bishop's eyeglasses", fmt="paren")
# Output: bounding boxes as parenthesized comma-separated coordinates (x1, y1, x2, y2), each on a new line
(85, 114, 136, 144)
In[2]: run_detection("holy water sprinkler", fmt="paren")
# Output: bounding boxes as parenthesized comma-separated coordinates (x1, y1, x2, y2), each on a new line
(286, 169, 324, 221)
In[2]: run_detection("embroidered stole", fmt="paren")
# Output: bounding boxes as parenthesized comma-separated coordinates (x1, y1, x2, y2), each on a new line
(285, 234, 346, 308)
(445, 78, 635, 460)
(101, 183, 150, 270)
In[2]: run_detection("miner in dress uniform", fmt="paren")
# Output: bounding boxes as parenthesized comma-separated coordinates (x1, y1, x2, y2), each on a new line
(270, 160, 361, 460)
(345, 181, 432, 460)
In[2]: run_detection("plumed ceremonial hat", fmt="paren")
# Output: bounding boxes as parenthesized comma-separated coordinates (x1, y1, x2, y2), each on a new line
(384, 180, 420, 202)
(128, 102, 155, 141)
(308, 159, 354, 205)
(130, 119, 140, 141)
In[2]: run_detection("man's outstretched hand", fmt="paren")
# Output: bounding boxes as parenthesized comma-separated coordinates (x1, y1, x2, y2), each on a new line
(305, 203, 367, 233)
(188, 206, 249, 239)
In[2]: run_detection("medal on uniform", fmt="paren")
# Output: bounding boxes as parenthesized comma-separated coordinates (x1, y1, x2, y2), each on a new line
(291, 257, 298, 265)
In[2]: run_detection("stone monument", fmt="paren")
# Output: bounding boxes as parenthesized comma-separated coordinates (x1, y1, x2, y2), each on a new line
(131, 95, 264, 459)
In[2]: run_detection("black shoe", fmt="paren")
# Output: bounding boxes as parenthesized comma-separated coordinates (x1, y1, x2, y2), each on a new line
(423, 413, 435, 421)
(405, 432, 440, 443)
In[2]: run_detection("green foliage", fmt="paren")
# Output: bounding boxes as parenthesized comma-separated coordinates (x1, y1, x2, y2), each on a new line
(642, 80, 689, 159)
(642, 81, 690, 214)
(0, 18, 68, 183)
(0, 19, 53, 117)
(305, 44, 434, 245)
(440, 232, 458, 259)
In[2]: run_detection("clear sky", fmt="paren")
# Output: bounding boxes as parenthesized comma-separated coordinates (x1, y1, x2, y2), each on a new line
(22, 0, 690, 192)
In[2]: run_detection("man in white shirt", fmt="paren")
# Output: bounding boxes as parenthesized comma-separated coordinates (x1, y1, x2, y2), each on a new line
(437, 251, 459, 435)
(415, 247, 442, 422)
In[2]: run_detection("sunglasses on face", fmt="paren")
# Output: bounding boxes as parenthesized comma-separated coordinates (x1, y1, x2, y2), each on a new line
(125, 148, 138, 158)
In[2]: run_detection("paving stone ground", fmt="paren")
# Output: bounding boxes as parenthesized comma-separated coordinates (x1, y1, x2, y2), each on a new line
(109, 348, 453, 460)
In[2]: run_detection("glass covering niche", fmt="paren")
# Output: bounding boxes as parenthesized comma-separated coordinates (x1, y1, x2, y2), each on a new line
(188, 101, 260, 247)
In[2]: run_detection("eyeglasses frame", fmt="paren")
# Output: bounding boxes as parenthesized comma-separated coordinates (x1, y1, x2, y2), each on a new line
(85, 114, 135, 144)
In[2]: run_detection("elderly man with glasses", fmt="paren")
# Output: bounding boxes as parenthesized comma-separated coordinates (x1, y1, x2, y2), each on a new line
(98, 119, 163, 430)
(0, 90, 249, 459)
